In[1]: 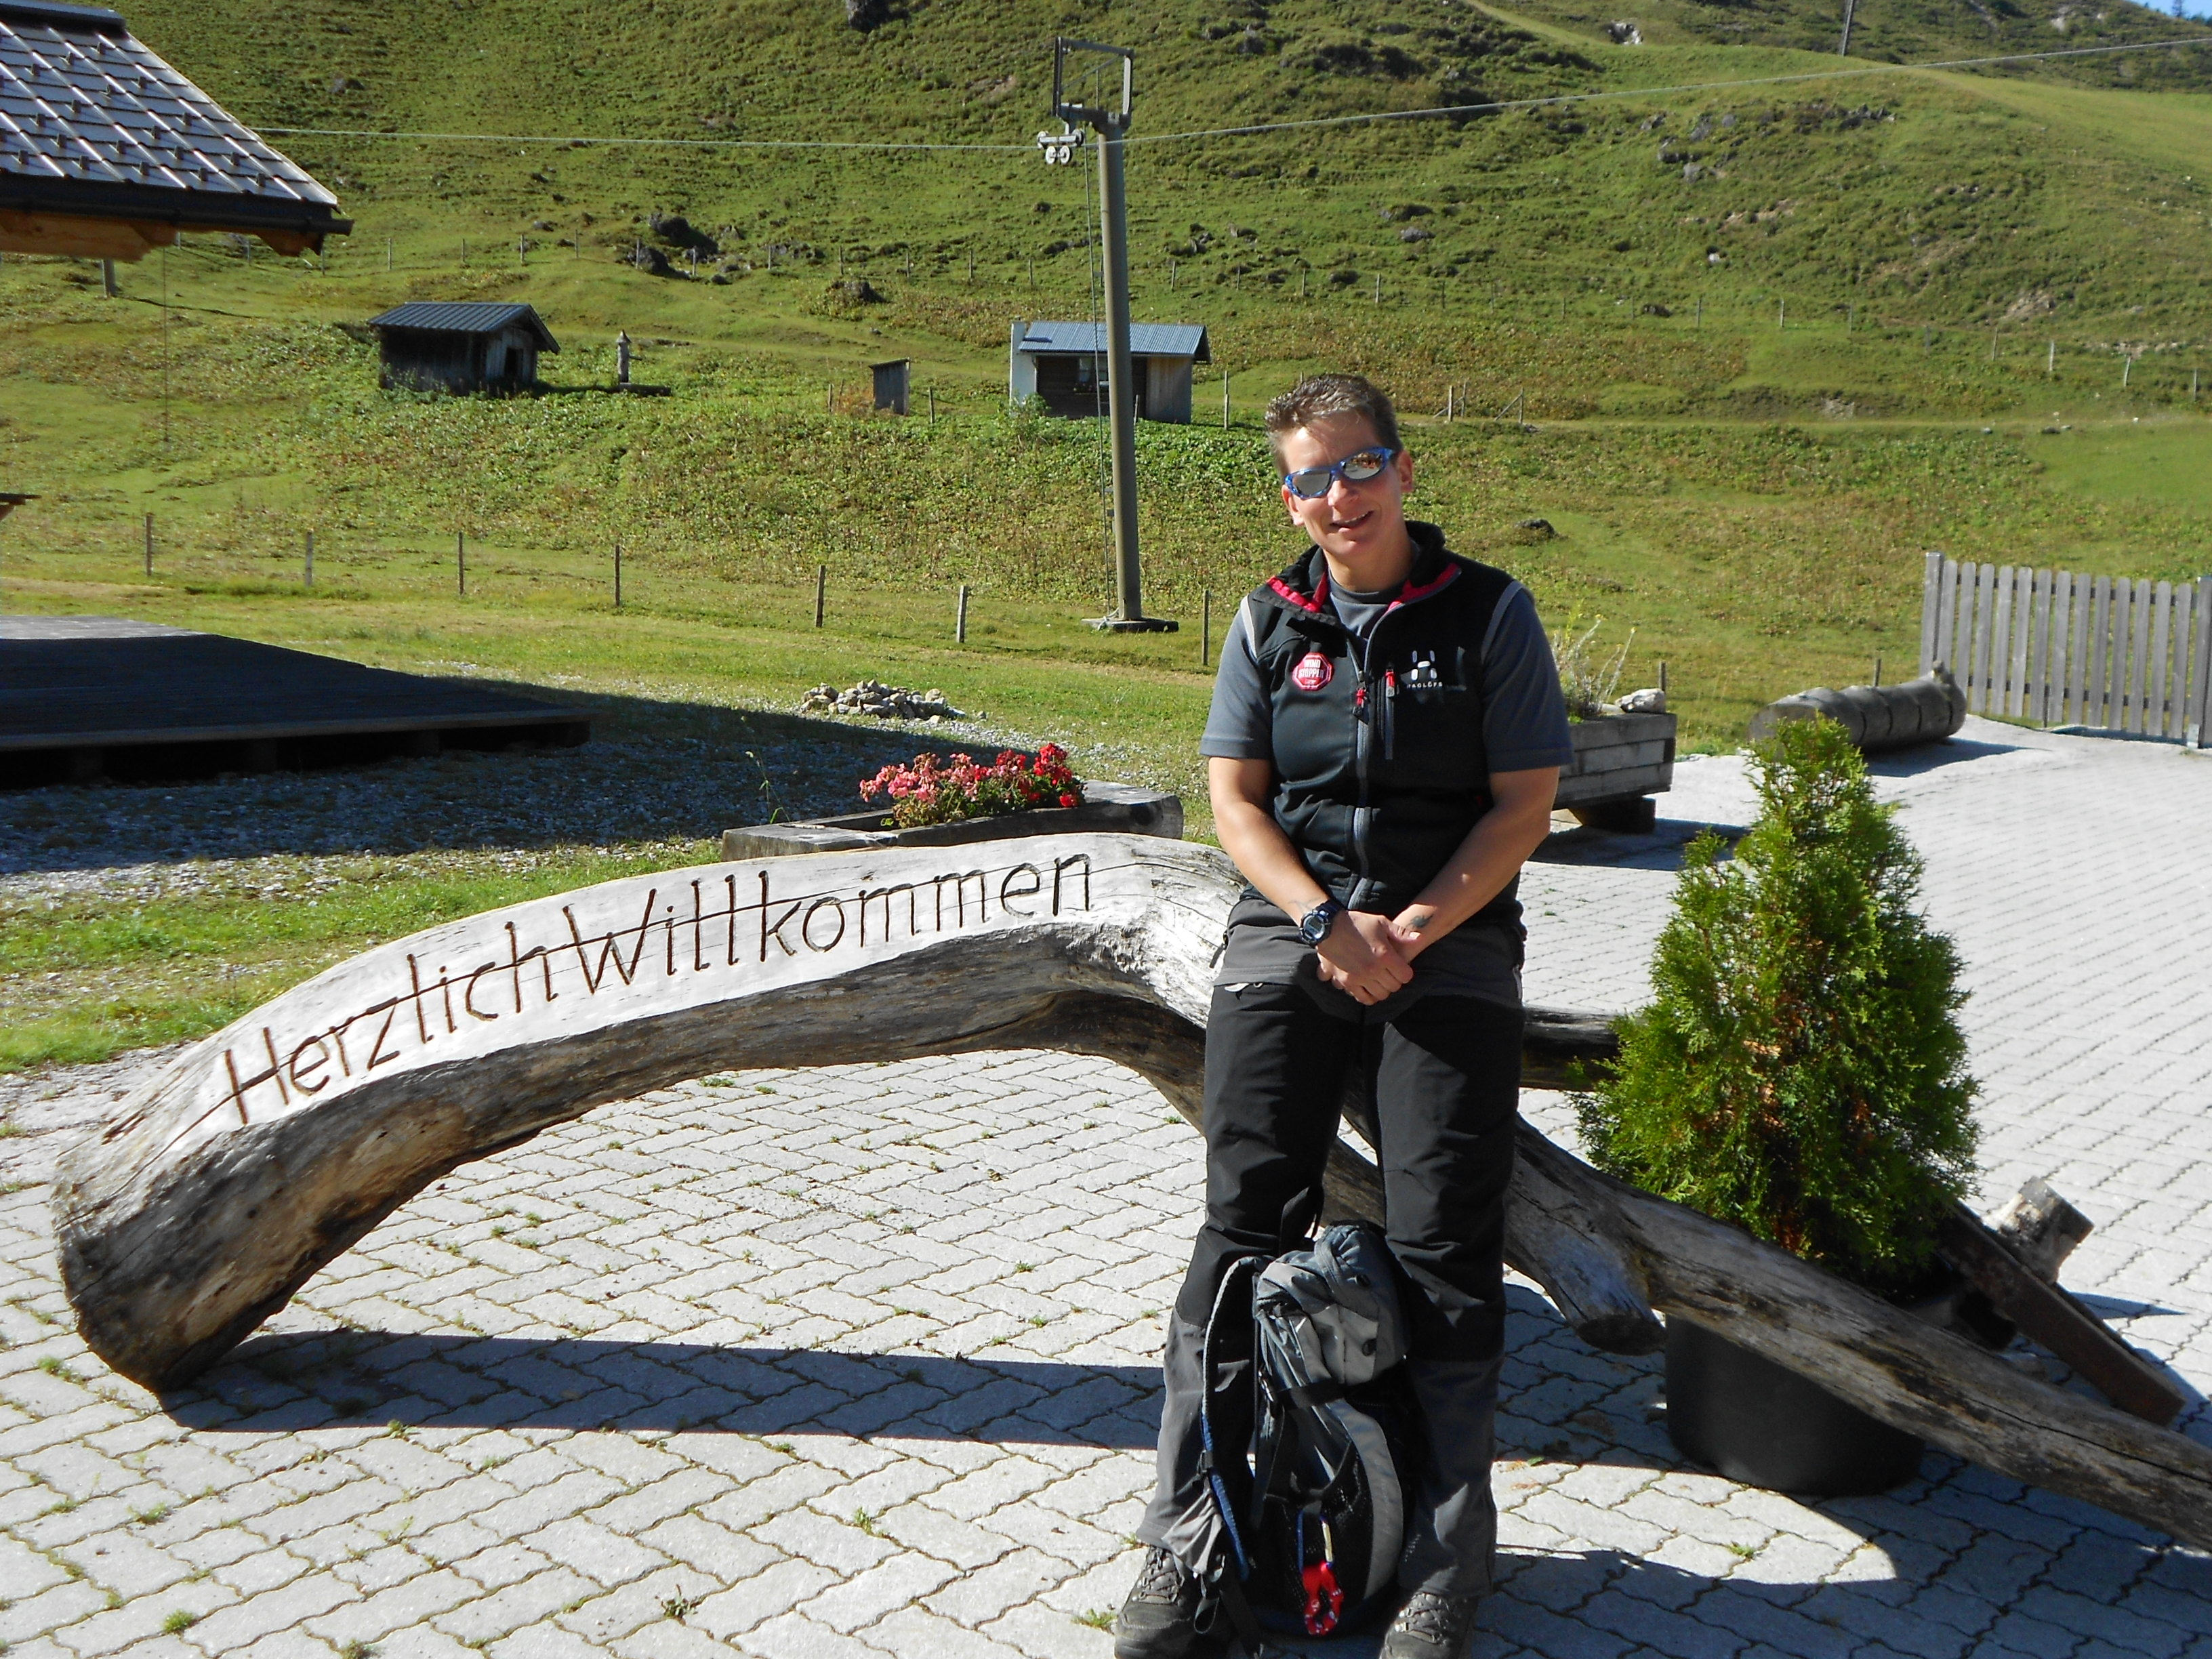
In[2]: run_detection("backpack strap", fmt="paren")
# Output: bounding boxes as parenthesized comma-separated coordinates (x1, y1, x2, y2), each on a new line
(1195, 1256, 1274, 1658)
(1198, 1553, 1275, 1659)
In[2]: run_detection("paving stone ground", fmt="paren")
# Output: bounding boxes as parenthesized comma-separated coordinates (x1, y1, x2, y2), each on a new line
(3, 716, 2209, 1658)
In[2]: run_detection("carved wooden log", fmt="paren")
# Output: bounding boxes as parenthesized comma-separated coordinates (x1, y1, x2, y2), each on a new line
(52, 834, 1648, 1387)
(52, 834, 2212, 1548)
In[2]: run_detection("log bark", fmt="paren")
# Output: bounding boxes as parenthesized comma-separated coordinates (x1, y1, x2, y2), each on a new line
(51, 834, 2212, 1549)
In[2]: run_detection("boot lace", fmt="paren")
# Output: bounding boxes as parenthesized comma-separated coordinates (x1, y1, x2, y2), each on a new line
(1130, 1546, 1190, 1603)
(1395, 1590, 1483, 1645)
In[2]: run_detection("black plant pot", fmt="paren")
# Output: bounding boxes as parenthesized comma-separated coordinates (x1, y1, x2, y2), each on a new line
(1664, 1319, 1926, 1496)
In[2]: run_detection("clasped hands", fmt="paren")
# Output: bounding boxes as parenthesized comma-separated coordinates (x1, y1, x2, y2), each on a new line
(1313, 908, 1433, 1005)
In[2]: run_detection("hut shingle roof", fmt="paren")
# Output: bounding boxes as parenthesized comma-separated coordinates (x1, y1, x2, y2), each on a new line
(0, 0, 348, 247)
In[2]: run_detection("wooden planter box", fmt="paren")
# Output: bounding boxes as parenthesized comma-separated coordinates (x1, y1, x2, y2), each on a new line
(722, 780, 1183, 861)
(1552, 710, 1677, 832)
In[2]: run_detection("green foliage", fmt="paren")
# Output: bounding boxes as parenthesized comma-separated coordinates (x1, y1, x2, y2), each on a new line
(1577, 717, 1979, 1289)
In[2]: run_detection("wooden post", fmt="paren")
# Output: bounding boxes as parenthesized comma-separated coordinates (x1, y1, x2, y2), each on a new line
(814, 565, 827, 628)
(387, 237, 393, 272)
(2049, 340, 2056, 377)
(457, 532, 466, 596)
(1170, 258, 1177, 289)
(100, 258, 117, 297)
(956, 583, 970, 643)
(461, 237, 467, 266)
(1872, 652, 1881, 687)
(1658, 660, 1668, 696)
(304, 531, 314, 589)
(1222, 372, 1230, 430)
(614, 540, 622, 609)
(2124, 355, 2133, 388)
(1202, 589, 1212, 668)
(1373, 274, 1382, 305)
(1778, 298, 1786, 330)
(143, 513, 152, 577)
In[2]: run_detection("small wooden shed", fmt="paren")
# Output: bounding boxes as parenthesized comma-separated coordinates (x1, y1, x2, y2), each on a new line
(365, 301, 560, 394)
(1008, 320, 1210, 424)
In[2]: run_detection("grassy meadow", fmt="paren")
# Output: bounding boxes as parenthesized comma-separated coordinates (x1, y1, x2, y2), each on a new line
(8, 0, 2212, 1071)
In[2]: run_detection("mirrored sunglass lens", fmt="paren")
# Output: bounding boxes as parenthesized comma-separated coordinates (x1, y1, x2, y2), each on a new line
(1340, 451, 1388, 481)
(1288, 468, 1332, 497)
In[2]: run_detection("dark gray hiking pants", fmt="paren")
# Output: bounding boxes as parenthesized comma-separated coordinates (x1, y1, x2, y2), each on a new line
(1136, 982, 1521, 1597)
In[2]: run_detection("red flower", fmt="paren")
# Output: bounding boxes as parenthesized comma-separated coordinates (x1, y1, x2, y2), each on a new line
(1059, 793, 1078, 808)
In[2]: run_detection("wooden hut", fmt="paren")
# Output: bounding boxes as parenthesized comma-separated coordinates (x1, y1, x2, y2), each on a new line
(1007, 320, 1210, 424)
(0, 0, 348, 260)
(365, 302, 560, 394)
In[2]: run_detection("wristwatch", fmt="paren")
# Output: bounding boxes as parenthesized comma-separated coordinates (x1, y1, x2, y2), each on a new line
(1297, 899, 1345, 947)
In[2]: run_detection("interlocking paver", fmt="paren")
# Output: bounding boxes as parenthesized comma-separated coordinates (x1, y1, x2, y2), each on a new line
(5, 718, 2212, 1656)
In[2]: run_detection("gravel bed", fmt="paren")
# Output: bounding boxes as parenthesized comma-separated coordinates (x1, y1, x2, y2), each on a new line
(0, 705, 1046, 907)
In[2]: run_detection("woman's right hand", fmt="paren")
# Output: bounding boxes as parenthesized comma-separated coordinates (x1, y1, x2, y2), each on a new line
(1314, 910, 1414, 1004)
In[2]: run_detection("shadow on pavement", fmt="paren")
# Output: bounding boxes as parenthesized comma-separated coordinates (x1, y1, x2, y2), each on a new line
(1530, 815, 1744, 873)
(170, 1332, 1165, 1448)
(1864, 735, 2023, 778)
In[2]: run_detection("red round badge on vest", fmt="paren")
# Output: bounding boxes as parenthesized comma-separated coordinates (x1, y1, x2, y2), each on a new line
(1290, 651, 1334, 693)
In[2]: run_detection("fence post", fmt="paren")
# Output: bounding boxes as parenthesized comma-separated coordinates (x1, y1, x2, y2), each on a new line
(614, 541, 623, 609)
(1201, 590, 1212, 668)
(1919, 550, 1945, 674)
(457, 532, 466, 596)
(814, 565, 827, 628)
(1989, 564, 2014, 715)
(143, 512, 153, 578)
(2190, 575, 2212, 746)
(956, 583, 969, 643)
(304, 531, 314, 589)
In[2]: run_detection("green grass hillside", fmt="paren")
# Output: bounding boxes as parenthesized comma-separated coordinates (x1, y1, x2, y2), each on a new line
(108, 0, 2212, 342)
(11, 0, 2212, 1069)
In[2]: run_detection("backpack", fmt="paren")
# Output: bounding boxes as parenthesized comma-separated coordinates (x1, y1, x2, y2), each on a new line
(1194, 1223, 1426, 1654)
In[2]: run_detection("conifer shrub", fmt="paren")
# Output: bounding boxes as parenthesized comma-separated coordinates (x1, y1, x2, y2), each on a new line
(1576, 716, 1979, 1292)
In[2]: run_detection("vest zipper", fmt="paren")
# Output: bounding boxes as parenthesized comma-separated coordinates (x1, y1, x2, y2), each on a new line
(1382, 669, 1398, 762)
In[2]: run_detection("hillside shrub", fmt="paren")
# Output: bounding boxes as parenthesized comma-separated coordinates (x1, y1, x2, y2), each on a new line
(1576, 717, 1978, 1291)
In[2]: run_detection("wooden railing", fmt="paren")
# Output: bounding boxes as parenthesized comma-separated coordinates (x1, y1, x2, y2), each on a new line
(1919, 552, 2212, 745)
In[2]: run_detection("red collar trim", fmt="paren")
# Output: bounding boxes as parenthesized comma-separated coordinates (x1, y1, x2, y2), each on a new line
(1267, 567, 1330, 615)
(1389, 562, 1459, 613)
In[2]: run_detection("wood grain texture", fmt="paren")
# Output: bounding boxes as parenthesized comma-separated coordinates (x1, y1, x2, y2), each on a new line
(51, 834, 2212, 1547)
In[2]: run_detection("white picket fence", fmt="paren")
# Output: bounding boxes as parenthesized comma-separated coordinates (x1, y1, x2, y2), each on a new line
(1919, 552, 2212, 745)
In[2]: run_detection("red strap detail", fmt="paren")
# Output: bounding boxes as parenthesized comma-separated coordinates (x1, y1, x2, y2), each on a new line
(1301, 1559, 1344, 1637)
(1267, 574, 1326, 615)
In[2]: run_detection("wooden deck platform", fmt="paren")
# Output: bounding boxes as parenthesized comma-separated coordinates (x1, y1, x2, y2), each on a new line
(1, 617, 589, 787)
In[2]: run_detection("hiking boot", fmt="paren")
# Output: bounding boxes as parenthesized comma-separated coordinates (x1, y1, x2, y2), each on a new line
(1380, 1589, 1487, 1659)
(1113, 1545, 1202, 1659)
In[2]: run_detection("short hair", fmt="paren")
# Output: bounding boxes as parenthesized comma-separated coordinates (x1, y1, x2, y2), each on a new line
(1263, 374, 1404, 466)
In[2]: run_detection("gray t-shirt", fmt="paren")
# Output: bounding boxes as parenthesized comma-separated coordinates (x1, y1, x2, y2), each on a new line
(1201, 572, 1572, 1018)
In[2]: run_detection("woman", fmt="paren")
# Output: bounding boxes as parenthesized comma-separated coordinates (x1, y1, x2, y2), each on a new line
(1118, 374, 1572, 1659)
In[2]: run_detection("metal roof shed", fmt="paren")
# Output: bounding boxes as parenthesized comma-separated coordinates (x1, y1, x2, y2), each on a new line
(1009, 319, 1210, 424)
(0, 0, 349, 259)
(365, 301, 560, 394)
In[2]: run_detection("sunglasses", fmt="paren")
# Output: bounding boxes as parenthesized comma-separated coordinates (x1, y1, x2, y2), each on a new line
(1283, 447, 1397, 500)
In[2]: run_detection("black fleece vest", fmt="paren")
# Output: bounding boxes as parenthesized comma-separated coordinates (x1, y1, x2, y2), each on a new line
(1241, 525, 1520, 920)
